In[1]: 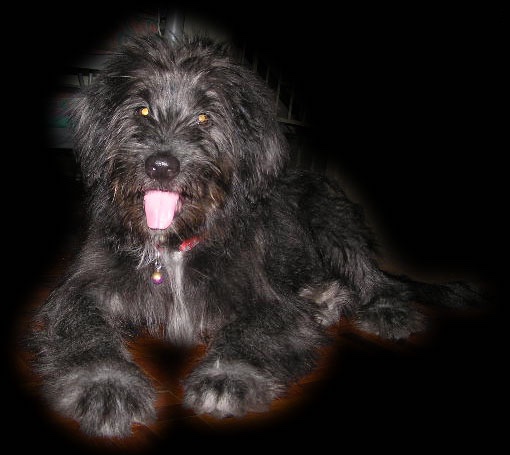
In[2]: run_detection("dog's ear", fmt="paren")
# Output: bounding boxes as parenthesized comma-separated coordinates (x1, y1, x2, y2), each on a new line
(221, 65, 290, 201)
(67, 92, 96, 187)
(67, 80, 118, 188)
(235, 112, 289, 201)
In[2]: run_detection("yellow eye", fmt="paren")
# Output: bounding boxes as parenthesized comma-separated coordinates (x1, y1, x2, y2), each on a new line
(197, 113, 210, 125)
(139, 107, 150, 117)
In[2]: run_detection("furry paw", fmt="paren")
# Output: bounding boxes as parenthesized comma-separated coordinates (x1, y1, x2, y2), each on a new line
(354, 299, 426, 340)
(183, 360, 283, 418)
(49, 362, 156, 437)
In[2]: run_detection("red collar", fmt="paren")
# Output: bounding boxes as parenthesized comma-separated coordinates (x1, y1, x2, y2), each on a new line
(179, 236, 201, 252)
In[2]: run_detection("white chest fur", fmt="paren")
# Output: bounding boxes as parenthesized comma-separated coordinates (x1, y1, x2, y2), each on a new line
(161, 249, 195, 343)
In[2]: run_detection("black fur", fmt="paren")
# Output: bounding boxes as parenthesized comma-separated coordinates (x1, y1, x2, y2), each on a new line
(29, 34, 482, 437)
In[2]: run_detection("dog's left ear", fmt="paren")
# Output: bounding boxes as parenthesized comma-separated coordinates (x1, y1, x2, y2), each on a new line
(225, 66, 290, 201)
(238, 114, 289, 201)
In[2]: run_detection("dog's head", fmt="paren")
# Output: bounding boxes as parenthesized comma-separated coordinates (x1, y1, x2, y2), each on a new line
(70, 34, 289, 242)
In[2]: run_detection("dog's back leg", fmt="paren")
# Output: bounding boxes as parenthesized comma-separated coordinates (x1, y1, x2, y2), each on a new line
(324, 244, 428, 339)
(297, 177, 418, 338)
(300, 175, 482, 339)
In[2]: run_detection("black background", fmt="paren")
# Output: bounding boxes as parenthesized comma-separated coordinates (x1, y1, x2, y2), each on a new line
(3, 2, 504, 452)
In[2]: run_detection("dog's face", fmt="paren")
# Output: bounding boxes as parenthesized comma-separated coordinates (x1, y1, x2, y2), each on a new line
(70, 35, 288, 242)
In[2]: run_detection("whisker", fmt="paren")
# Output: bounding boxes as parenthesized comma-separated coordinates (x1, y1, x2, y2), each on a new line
(169, 225, 184, 242)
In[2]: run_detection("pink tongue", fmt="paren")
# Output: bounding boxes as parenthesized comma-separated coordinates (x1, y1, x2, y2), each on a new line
(143, 191, 180, 229)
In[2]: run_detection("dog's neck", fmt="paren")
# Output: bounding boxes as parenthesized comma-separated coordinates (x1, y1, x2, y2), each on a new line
(149, 233, 201, 284)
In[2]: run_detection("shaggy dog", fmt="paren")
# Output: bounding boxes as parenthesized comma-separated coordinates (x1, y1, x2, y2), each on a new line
(30, 34, 480, 437)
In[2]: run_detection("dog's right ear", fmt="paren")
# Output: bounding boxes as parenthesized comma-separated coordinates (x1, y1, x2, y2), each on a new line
(67, 80, 119, 188)
(67, 92, 99, 187)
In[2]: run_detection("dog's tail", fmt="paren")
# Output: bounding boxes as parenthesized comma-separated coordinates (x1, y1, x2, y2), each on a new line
(348, 270, 489, 340)
(384, 272, 487, 309)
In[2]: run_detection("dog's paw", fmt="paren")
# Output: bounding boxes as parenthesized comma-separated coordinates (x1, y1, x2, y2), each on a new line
(49, 362, 156, 437)
(354, 299, 426, 340)
(183, 360, 283, 418)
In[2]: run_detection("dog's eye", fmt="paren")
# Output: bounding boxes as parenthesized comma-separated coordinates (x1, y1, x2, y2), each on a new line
(139, 107, 150, 117)
(197, 113, 210, 125)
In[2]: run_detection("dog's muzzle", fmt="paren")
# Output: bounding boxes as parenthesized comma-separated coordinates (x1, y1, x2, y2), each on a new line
(145, 152, 180, 183)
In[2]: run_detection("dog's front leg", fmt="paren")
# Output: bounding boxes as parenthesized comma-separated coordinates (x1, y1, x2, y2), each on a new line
(31, 286, 156, 437)
(183, 299, 327, 418)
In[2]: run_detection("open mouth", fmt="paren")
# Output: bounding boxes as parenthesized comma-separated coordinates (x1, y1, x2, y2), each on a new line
(143, 190, 182, 230)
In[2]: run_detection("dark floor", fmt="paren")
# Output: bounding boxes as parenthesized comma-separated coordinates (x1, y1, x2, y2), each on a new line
(7, 164, 503, 454)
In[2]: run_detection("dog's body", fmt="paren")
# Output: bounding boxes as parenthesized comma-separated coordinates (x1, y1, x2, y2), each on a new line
(31, 34, 480, 437)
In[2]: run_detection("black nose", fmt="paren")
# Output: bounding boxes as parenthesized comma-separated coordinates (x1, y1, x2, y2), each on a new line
(145, 152, 180, 182)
